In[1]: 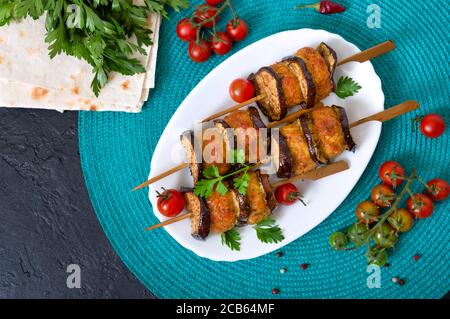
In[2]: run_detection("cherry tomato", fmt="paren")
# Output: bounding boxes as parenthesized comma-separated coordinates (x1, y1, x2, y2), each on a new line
(176, 18, 198, 42)
(347, 223, 367, 245)
(367, 248, 388, 267)
(156, 188, 185, 217)
(194, 4, 218, 28)
(229, 78, 255, 103)
(275, 183, 304, 206)
(370, 184, 395, 207)
(329, 232, 347, 250)
(226, 18, 248, 41)
(355, 200, 380, 224)
(407, 193, 435, 218)
(420, 114, 445, 138)
(388, 208, 414, 233)
(425, 178, 449, 201)
(188, 39, 211, 63)
(373, 223, 398, 248)
(206, 0, 223, 5)
(378, 161, 406, 188)
(210, 32, 233, 55)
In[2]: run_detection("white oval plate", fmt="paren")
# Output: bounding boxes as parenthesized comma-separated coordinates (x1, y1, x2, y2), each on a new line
(148, 29, 384, 262)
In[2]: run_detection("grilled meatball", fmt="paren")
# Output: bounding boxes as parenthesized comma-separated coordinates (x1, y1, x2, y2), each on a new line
(309, 106, 347, 161)
(270, 62, 303, 108)
(295, 47, 333, 102)
(205, 183, 240, 233)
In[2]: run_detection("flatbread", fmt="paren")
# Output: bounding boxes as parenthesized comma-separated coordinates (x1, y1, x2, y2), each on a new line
(0, 9, 160, 112)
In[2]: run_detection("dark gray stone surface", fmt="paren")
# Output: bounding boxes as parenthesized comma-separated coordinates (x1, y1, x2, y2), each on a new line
(0, 108, 153, 299)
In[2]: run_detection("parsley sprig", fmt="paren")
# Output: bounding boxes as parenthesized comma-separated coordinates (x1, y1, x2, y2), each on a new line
(194, 150, 251, 198)
(335, 76, 362, 99)
(0, 0, 188, 96)
(254, 218, 285, 244)
(221, 228, 241, 251)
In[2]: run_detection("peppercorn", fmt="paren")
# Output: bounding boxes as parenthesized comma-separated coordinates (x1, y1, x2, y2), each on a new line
(275, 251, 284, 258)
(272, 288, 280, 295)
(413, 254, 420, 261)
(398, 279, 405, 286)
(392, 277, 399, 283)
(301, 263, 309, 270)
(280, 267, 287, 274)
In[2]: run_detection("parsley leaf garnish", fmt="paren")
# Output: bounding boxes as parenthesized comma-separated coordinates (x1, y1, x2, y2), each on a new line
(335, 76, 362, 99)
(221, 228, 241, 251)
(254, 218, 285, 244)
(194, 163, 251, 199)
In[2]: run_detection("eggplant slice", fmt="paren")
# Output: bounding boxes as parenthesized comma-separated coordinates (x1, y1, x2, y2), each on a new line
(231, 188, 250, 226)
(282, 56, 316, 109)
(317, 42, 338, 90)
(259, 172, 277, 211)
(246, 170, 272, 225)
(270, 62, 303, 108)
(248, 67, 287, 122)
(300, 114, 329, 164)
(280, 120, 319, 176)
(272, 133, 293, 178)
(183, 190, 211, 240)
(333, 105, 356, 152)
(180, 130, 202, 184)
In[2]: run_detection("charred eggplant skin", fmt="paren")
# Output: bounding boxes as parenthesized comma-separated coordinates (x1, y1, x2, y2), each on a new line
(259, 172, 277, 211)
(247, 106, 266, 129)
(333, 105, 356, 152)
(282, 56, 316, 109)
(248, 67, 287, 122)
(299, 115, 329, 165)
(180, 130, 203, 184)
(181, 188, 211, 240)
(275, 134, 293, 178)
(232, 189, 251, 226)
(317, 42, 338, 90)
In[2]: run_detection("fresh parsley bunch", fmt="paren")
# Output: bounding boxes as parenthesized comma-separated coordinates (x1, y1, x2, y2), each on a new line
(0, 0, 188, 95)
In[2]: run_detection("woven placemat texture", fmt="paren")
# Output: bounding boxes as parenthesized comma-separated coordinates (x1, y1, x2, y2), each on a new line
(79, 0, 449, 298)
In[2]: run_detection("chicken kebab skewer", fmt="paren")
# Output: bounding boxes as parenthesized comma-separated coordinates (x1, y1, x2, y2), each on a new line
(133, 40, 396, 191)
(146, 101, 420, 239)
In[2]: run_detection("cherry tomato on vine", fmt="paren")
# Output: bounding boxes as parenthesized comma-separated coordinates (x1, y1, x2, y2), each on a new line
(329, 232, 348, 250)
(176, 18, 198, 42)
(373, 223, 398, 248)
(370, 184, 395, 207)
(407, 193, 434, 218)
(347, 223, 367, 245)
(355, 200, 380, 224)
(226, 18, 248, 41)
(229, 78, 255, 103)
(388, 208, 414, 233)
(425, 178, 449, 201)
(378, 161, 406, 188)
(188, 39, 211, 63)
(156, 188, 185, 217)
(206, 0, 223, 5)
(420, 114, 445, 138)
(210, 32, 233, 55)
(275, 183, 304, 206)
(194, 4, 218, 28)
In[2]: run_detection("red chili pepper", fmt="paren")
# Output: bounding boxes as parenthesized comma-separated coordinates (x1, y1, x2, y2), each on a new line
(295, 1, 346, 14)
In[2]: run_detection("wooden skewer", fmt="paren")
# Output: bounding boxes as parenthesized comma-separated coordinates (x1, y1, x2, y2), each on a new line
(201, 95, 265, 123)
(201, 40, 396, 123)
(349, 100, 419, 128)
(134, 100, 419, 190)
(337, 40, 396, 66)
(132, 162, 189, 191)
(267, 103, 324, 128)
(145, 160, 349, 231)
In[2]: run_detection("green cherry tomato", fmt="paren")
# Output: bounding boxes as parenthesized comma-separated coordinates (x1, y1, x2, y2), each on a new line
(367, 248, 388, 267)
(347, 223, 367, 245)
(373, 223, 398, 248)
(329, 232, 348, 250)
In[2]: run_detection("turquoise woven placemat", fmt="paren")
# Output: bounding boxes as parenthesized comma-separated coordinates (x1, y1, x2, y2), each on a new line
(79, 0, 449, 298)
